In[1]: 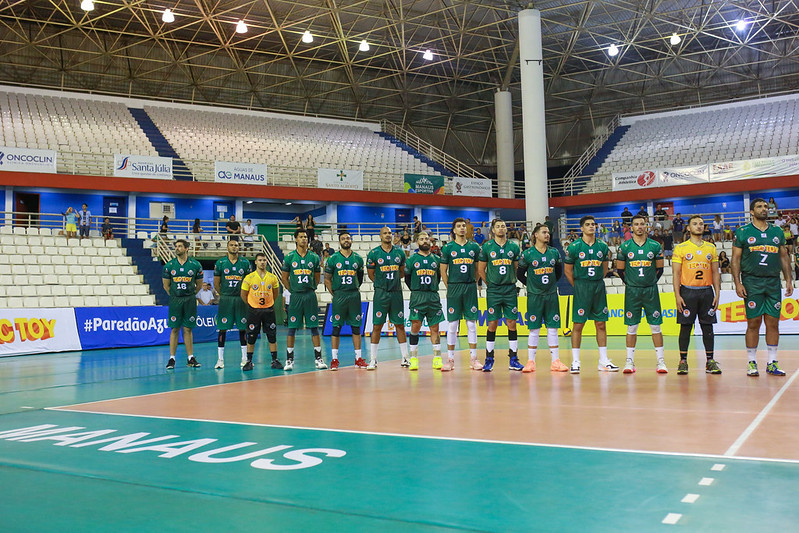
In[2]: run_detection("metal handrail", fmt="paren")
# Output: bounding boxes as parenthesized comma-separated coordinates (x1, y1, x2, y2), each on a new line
(562, 114, 621, 181)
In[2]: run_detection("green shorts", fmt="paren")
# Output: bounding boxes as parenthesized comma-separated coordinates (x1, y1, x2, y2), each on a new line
(331, 291, 363, 329)
(526, 291, 561, 329)
(742, 274, 783, 319)
(624, 285, 663, 325)
(372, 288, 404, 325)
(287, 291, 319, 329)
(409, 291, 444, 326)
(572, 280, 608, 323)
(486, 284, 519, 322)
(217, 295, 248, 331)
(168, 296, 197, 329)
(446, 283, 479, 321)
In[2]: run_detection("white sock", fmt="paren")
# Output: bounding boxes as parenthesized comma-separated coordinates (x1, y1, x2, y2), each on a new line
(287, 347, 294, 356)
(332, 348, 339, 360)
(655, 346, 665, 362)
(550, 346, 560, 362)
(528, 346, 538, 361)
(509, 340, 518, 351)
(746, 347, 757, 362)
(626, 347, 635, 361)
(469, 348, 477, 359)
(241, 345, 247, 358)
(433, 344, 441, 355)
(217, 347, 224, 359)
(572, 348, 580, 364)
(187, 354, 193, 361)
(399, 342, 408, 359)
(448, 348, 455, 358)
(598, 346, 608, 363)
(355, 349, 362, 360)
(486, 341, 495, 353)
(370, 343, 378, 361)
(767, 345, 778, 363)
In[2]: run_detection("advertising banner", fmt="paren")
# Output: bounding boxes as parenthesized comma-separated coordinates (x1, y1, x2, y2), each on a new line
(658, 165, 709, 187)
(114, 154, 173, 179)
(0, 308, 81, 357)
(214, 161, 267, 185)
(611, 170, 657, 191)
(452, 176, 492, 197)
(0, 146, 57, 173)
(710, 155, 799, 182)
(317, 168, 364, 190)
(404, 173, 446, 194)
(75, 305, 218, 350)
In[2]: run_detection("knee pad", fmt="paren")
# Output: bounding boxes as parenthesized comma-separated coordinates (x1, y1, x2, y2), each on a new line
(627, 324, 639, 335)
(246, 332, 258, 345)
(310, 327, 320, 336)
(546, 328, 559, 347)
(217, 331, 226, 347)
(527, 329, 540, 347)
(266, 324, 277, 344)
(331, 326, 342, 337)
(466, 321, 477, 344)
(649, 324, 661, 334)
(447, 322, 458, 345)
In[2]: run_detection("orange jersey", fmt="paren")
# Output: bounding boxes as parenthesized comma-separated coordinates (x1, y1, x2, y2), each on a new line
(241, 270, 279, 308)
(672, 240, 717, 287)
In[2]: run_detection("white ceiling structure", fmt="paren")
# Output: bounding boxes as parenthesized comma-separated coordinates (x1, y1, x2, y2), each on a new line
(1, 0, 798, 174)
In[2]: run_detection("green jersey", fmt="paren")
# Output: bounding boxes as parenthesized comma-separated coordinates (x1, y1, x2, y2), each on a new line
(618, 237, 663, 287)
(440, 240, 480, 283)
(325, 251, 364, 292)
(213, 256, 251, 296)
(281, 250, 321, 293)
(366, 245, 406, 292)
(479, 239, 520, 286)
(162, 257, 203, 298)
(564, 238, 610, 281)
(734, 223, 786, 277)
(407, 252, 441, 292)
(518, 245, 561, 295)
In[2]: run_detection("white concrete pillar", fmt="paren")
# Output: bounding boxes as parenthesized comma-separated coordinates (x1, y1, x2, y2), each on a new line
(495, 90, 514, 199)
(519, 9, 549, 224)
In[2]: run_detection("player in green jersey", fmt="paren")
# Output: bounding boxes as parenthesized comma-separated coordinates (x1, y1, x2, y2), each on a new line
(477, 219, 522, 372)
(440, 218, 482, 371)
(616, 214, 666, 374)
(213, 239, 251, 369)
(366, 226, 408, 370)
(405, 232, 445, 371)
(517, 223, 567, 373)
(732, 198, 794, 376)
(564, 216, 618, 374)
(162, 239, 203, 369)
(281, 228, 325, 371)
(324, 231, 368, 370)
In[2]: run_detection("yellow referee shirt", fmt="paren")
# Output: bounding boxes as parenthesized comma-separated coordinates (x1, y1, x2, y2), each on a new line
(672, 240, 717, 287)
(241, 270, 279, 308)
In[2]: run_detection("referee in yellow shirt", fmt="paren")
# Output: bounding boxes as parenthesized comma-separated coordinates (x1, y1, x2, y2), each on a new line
(672, 215, 722, 375)
(240, 253, 281, 371)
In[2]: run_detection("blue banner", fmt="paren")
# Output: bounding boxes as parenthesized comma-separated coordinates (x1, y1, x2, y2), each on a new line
(322, 302, 369, 336)
(75, 306, 218, 350)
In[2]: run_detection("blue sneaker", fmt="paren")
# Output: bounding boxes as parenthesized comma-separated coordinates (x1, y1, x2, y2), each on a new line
(482, 356, 495, 372)
(509, 355, 524, 371)
(767, 361, 786, 376)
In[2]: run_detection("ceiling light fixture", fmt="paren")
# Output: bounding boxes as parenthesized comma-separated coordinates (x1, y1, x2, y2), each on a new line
(669, 33, 681, 45)
(235, 20, 248, 34)
(285, 202, 293, 206)
(359, 40, 370, 52)
(80, 0, 94, 11)
(422, 50, 433, 61)
(162, 9, 175, 23)
(302, 30, 313, 43)
(607, 44, 620, 57)
(735, 19, 748, 32)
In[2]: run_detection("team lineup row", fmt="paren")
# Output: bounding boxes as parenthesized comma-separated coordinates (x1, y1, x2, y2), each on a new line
(160, 198, 794, 377)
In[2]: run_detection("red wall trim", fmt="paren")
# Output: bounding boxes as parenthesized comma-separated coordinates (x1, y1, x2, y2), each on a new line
(0, 171, 524, 209)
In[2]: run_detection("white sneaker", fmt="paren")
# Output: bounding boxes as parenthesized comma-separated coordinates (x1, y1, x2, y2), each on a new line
(656, 359, 668, 374)
(470, 358, 483, 371)
(314, 357, 328, 370)
(215, 359, 224, 369)
(284, 358, 294, 371)
(598, 360, 620, 372)
(367, 359, 378, 370)
(240, 358, 248, 368)
(400, 357, 410, 368)
(623, 360, 636, 374)
(570, 361, 580, 374)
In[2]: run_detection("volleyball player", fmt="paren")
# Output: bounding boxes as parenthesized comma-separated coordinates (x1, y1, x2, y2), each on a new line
(672, 215, 721, 375)
(564, 216, 617, 373)
(440, 218, 482, 371)
(477, 219, 521, 372)
(405, 232, 445, 370)
(517, 223, 566, 372)
(240, 253, 280, 371)
(213, 239, 251, 369)
(281, 228, 325, 371)
(324, 231, 368, 370)
(616, 214, 666, 373)
(162, 239, 203, 369)
(366, 226, 408, 370)
(732, 198, 794, 376)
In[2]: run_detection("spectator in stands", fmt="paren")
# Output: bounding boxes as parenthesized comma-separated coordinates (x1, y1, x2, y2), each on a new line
(636, 205, 648, 219)
(724, 224, 733, 242)
(192, 218, 204, 250)
(474, 227, 485, 245)
(400, 230, 412, 257)
(672, 213, 685, 244)
(412, 216, 422, 238)
(783, 218, 794, 255)
(712, 215, 724, 242)
(622, 223, 632, 241)
(101, 217, 113, 240)
(466, 218, 475, 241)
(78, 203, 92, 240)
(305, 215, 316, 241)
(718, 251, 731, 274)
(653, 204, 668, 222)
(662, 226, 674, 262)
(621, 207, 633, 226)
(652, 228, 665, 252)
(430, 237, 441, 256)
(242, 219, 255, 250)
(520, 225, 531, 249)
(768, 197, 778, 220)
(160, 216, 169, 236)
(62, 207, 79, 239)
(610, 220, 622, 246)
(323, 242, 333, 259)
(790, 216, 798, 254)
(226, 214, 241, 241)
(292, 216, 304, 233)
(196, 282, 216, 306)
(310, 236, 324, 257)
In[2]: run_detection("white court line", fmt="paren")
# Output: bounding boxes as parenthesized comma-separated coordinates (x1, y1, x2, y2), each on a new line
(44, 407, 799, 464)
(662, 513, 682, 525)
(698, 477, 714, 486)
(725, 369, 799, 456)
(711, 464, 726, 471)
(681, 494, 700, 503)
